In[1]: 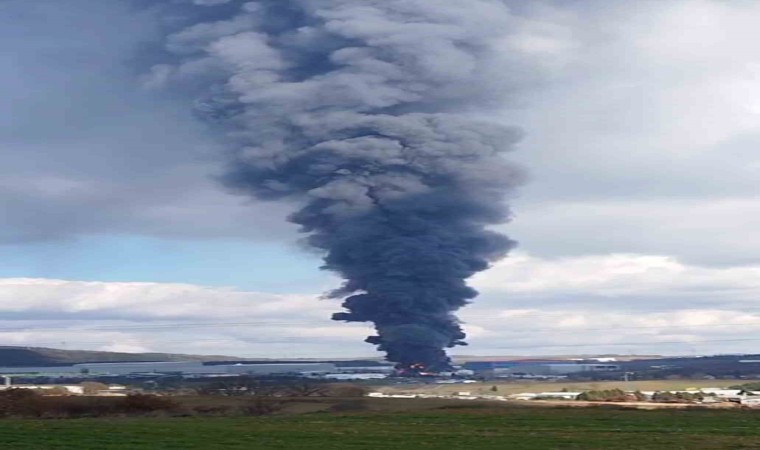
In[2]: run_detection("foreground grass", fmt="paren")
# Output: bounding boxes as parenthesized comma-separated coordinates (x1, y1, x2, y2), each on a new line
(2, 407, 760, 449)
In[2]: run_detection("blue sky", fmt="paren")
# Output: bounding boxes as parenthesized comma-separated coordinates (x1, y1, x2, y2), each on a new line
(4, 0, 760, 358)
(0, 236, 324, 293)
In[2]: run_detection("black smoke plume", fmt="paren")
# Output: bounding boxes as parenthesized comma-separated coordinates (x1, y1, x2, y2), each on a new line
(152, 0, 523, 371)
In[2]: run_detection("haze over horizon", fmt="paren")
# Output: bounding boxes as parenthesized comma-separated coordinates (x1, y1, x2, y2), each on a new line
(3, 0, 760, 359)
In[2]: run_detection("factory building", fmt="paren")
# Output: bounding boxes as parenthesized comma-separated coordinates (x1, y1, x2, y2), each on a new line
(463, 360, 620, 377)
(336, 365, 395, 374)
(0, 361, 337, 378)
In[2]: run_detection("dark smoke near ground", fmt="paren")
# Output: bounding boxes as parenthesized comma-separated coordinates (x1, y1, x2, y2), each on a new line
(150, 0, 523, 371)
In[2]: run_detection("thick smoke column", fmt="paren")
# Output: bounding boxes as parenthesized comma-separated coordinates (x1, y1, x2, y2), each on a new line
(154, 0, 523, 370)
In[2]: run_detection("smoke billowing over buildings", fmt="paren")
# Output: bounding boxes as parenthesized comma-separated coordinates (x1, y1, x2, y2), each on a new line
(149, 0, 523, 371)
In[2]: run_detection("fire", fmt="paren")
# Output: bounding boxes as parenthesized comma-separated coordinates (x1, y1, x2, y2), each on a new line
(394, 363, 436, 377)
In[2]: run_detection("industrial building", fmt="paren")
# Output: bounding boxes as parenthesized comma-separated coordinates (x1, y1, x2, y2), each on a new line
(463, 360, 620, 377)
(0, 361, 338, 378)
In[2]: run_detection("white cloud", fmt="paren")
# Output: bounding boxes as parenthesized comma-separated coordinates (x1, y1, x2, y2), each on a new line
(0, 278, 376, 358)
(456, 252, 760, 355)
(0, 278, 325, 319)
(473, 252, 760, 299)
(457, 306, 760, 356)
(497, 0, 760, 266)
(5, 250, 760, 357)
(508, 198, 760, 266)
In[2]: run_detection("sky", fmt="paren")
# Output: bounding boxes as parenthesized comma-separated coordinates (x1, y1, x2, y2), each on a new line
(3, 0, 760, 358)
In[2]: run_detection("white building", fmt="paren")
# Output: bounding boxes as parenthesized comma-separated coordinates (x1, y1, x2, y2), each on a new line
(322, 373, 387, 380)
(741, 396, 760, 406)
(533, 392, 582, 400)
(700, 388, 743, 398)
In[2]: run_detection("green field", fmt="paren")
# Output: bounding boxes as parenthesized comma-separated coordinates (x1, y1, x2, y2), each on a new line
(2, 407, 760, 449)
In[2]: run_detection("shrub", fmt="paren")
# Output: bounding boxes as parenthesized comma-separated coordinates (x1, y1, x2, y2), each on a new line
(632, 391, 647, 401)
(0, 390, 179, 418)
(729, 382, 760, 391)
(122, 394, 179, 413)
(39, 397, 119, 418)
(577, 389, 629, 402)
(283, 382, 329, 397)
(192, 405, 234, 416)
(80, 382, 109, 395)
(652, 391, 703, 403)
(329, 400, 368, 413)
(240, 397, 283, 416)
(324, 384, 368, 398)
(0, 389, 45, 417)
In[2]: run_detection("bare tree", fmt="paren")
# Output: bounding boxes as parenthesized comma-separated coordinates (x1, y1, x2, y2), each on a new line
(283, 382, 329, 397)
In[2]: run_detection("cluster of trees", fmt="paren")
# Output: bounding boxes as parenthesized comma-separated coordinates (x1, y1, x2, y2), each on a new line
(651, 391, 703, 403)
(0, 389, 178, 418)
(194, 379, 371, 416)
(0, 377, 373, 419)
(197, 378, 368, 398)
(729, 382, 760, 391)
(577, 389, 646, 402)
(576, 389, 705, 403)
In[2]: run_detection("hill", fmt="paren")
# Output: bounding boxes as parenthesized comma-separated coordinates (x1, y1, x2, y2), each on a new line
(0, 346, 243, 367)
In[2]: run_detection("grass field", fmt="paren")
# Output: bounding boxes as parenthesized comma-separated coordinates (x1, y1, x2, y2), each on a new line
(2, 406, 760, 449)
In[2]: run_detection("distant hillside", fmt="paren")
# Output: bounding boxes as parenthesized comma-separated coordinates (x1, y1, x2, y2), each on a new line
(0, 346, 244, 367)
